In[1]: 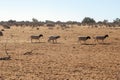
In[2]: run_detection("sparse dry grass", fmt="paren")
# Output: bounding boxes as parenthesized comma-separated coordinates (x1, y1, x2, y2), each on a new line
(0, 26, 120, 80)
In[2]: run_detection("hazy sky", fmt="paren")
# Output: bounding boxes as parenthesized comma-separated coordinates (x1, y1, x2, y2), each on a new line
(0, 0, 119, 22)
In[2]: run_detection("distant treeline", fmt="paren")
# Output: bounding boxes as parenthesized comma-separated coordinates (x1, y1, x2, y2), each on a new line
(0, 17, 120, 28)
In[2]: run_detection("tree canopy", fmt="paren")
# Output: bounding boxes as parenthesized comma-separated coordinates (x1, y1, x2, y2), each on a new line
(82, 17, 96, 24)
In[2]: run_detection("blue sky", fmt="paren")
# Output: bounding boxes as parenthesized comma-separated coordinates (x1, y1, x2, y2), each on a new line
(0, 0, 119, 22)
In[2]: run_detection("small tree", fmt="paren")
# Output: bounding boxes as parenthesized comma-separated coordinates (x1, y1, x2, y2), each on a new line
(45, 20, 55, 24)
(103, 19, 108, 24)
(82, 17, 96, 24)
(32, 18, 39, 23)
(113, 18, 120, 24)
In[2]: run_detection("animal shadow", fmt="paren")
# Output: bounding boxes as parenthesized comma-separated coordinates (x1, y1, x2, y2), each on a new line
(31, 42, 45, 44)
(50, 42, 62, 44)
(99, 42, 111, 45)
(81, 43, 96, 45)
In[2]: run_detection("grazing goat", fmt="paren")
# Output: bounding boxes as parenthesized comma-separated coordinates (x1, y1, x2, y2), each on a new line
(30, 34, 43, 43)
(78, 36, 91, 43)
(48, 35, 60, 43)
(93, 34, 109, 42)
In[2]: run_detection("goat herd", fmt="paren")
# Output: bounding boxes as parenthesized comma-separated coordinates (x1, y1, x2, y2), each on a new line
(0, 30, 109, 44)
(31, 34, 109, 44)
(31, 35, 61, 43)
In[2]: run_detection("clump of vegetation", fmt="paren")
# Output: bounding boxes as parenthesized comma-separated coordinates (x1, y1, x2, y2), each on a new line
(0, 40, 11, 60)
(23, 49, 34, 55)
(3, 25, 10, 29)
(0, 31, 3, 36)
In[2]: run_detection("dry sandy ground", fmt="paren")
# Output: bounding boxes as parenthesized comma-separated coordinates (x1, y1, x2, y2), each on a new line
(0, 26, 120, 80)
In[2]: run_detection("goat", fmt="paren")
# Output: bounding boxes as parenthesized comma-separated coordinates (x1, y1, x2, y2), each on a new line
(78, 36, 91, 43)
(30, 34, 43, 43)
(48, 35, 60, 43)
(93, 34, 109, 42)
